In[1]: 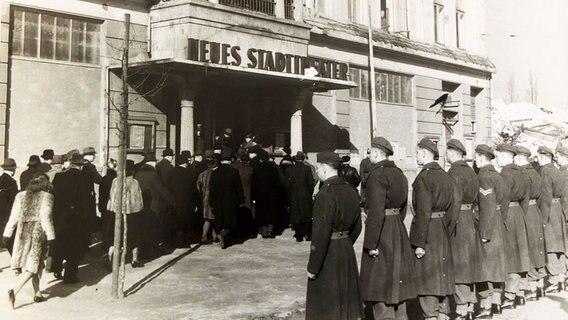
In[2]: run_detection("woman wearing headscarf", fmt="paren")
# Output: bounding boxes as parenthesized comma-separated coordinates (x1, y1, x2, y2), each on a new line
(3, 173, 55, 309)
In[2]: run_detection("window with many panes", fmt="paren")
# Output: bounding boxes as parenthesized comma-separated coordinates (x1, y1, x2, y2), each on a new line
(11, 8, 101, 65)
(350, 67, 413, 105)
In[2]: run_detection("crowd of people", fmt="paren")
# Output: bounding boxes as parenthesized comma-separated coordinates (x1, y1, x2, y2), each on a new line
(2, 132, 568, 319)
(305, 136, 568, 320)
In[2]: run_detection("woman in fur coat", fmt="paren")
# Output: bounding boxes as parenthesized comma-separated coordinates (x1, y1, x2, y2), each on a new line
(2, 173, 55, 309)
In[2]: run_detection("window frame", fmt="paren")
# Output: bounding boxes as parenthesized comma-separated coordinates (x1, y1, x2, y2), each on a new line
(10, 6, 102, 65)
(456, 10, 465, 49)
(127, 120, 157, 154)
(434, 3, 445, 44)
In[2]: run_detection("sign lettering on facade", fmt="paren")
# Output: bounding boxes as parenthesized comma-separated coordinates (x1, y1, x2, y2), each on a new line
(188, 38, 349, 81)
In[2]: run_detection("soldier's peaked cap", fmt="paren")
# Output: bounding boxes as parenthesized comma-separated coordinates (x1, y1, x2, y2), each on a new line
(496, 143, 516, 155)
(515, 146, 531, 157)
(371, 137, 394, 156)
(417, 138, 439, 158)
(475, 144, 495, 159)
(447, 139, 466, 155)
(537, 146, 554, 157)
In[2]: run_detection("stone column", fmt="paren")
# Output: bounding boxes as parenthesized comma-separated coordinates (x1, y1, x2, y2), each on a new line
(290, 88, 310, 154)
(180, 99, 194, 153)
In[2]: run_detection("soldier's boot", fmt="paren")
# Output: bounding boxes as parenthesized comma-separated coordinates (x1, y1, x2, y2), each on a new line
(491, 303, 502, 314)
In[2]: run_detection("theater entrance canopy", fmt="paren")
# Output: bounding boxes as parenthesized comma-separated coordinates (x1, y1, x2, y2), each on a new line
(107, 57, 355, 159)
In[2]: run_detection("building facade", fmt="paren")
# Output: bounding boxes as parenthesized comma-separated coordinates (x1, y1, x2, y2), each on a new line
(0, 0, 493, 182)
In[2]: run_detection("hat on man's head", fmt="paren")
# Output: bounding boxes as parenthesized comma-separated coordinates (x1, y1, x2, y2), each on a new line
(447, 139, 466, 156)
(162, 148, 174, 157)
(27, 155, 41, 167)
(143, 152, 157, 162)
(342, 155, 351, 163)
(180, 150, 192, 159)
(537, 146, 554, 157)
(52, 154, 64, 165)
(221, 148, 233, 161)
(417, 138, 439, 158)
(295, 151, 306, 161)
(1, 158, 17, 170)
(316, 151, 342, 167)
(371, 137, 394, 156)
(71, 153, 86, 166)
(66, 149, 80, 160)
(204, 150, 216, 160)
(283, 154, 292, 162)
(194, 150, 204, 157)
(496, 143, 517, 155)
(475, 144, 495, 160)
(82, 147, 96, 156)
(515, 146, 532, 157)
(41, 149, 54, 160)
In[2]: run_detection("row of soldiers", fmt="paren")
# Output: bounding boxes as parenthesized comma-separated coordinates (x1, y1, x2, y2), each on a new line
(305, 136, 568, 320)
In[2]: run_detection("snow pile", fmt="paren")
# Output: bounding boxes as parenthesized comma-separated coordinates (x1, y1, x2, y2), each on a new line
(492, 100, 568, 152)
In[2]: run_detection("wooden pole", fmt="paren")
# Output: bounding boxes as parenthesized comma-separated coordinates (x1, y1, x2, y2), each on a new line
(368, 1, 378, 140)
(111, 13, 130, 299)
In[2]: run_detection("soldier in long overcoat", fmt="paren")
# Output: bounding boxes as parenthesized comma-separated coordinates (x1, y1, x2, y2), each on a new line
(306, 151, 363, 320)
(359, 137, 415, 320)
(251, 151, 285, 238)
(556, 146, 568, 288)
(0, 159, 18, 255)
(284, 151, 315, 242)
(210, 150, 244, 249)
(474, 145, 508, 318)
(445, 139, 481, 319)
(514, 146, 547, 300)
(51, 153, 92, 283)
(537, 146, 567, 292)
(495, 143, 531, 308)
(409, 138, 459, 320)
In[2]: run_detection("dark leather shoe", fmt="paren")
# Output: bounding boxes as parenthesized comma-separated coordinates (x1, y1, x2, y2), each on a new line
(33, 295, 46, 303)
(477, 308, 492, 319)
(491, 303, 502, 314)
(131, 260, 144, 268)
(515, 296, 526, 306)
(8, 289, 15, 309)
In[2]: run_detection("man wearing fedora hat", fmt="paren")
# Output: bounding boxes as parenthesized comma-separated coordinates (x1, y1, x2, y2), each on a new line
(474, 144, 508, 318)
(284, 150, 315, 242)
(169, 151, 195, 247)
(157, 148, 175, 186)
(0, 159, 18, 255)
(495, 143, 531, 309)
(20, 155, 42, 190)
(537, 146, 567, 293)
(410, 138, 459, 320)
(46, 155, 65, 183)
(51, 153, 92, 283)
(38, 149, 54, 173)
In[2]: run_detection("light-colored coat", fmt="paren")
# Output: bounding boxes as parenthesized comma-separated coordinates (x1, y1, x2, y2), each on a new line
(107, 176, 143, 214)
(3, 191, 55, 274)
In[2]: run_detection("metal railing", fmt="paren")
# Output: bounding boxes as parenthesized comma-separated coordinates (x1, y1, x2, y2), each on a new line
(284, 0, 294, 20)
(219, 0, 276, 16)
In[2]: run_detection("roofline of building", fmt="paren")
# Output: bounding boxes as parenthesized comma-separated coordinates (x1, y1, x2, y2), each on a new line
(305, 17, 496, 75)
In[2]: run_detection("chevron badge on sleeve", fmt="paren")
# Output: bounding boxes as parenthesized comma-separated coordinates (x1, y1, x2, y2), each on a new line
(479, 187, 493, 196)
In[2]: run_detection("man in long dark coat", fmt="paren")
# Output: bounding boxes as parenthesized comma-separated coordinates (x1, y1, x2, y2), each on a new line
(20, 155, 42, 190)
(474, 145, 508, 318)
(556, 146, 568, 289)
(445, 139, 481, 319)
(0, 159, 18, 255)
(360, 137, 415, 320)
(135, 153, 175, 257)
(99, 159, 117, 255)
(251, 151, 284, 238)
(338, 156, 361, 190)
(210, 149, 245, 249)
(82, 147, 102, 241)
(169, 151, 194, 247)
(51, 153, 92, 283)
(409, 138, 459, 320)
(232, 148, 256, 238)
(285, 151, 315, 242)
(306, 151, 363, 320)
(515, 146, 547, 300)
(359, 149, 372, 207)
(156, 148, 175, 186)
(537, 146, 567, 293)
(495, 143, 531, 309)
